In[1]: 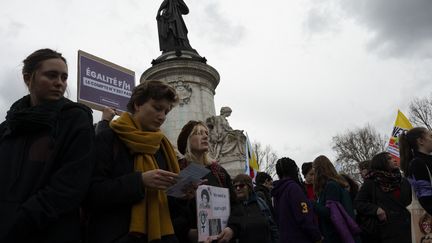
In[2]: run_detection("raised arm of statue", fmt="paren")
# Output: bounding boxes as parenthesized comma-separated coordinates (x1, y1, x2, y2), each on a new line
(177, 0, 189, 15)
(156, 0, 168, 19)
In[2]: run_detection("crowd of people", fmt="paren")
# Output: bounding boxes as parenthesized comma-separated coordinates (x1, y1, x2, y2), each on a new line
(1, 48, 432, 243)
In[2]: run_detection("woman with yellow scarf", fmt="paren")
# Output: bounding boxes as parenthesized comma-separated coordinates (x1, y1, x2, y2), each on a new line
(86, 80, 181, 243)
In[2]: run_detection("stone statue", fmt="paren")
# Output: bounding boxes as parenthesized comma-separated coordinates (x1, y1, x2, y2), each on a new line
(206, 107, 246, 160)
(156, 0, 195, 53)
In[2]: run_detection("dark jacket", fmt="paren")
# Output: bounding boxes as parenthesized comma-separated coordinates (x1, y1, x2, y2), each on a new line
(0, 96, 94, 243)
(313, 180, 360, 243)
(355, 178, 411, 243)
(86, 128, 178, 243)
(95, 119, 110, 135)
(408, 151, 432, 215)
(272, 177, 321, 243)
(254, 184, 275, 215)
(228, 193, 278, 243)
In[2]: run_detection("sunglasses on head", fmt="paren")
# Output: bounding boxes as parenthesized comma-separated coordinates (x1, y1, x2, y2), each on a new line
(234, 183, 246, 189)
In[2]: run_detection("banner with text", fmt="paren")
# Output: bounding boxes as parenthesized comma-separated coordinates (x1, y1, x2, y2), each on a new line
(77, 50, 135, 112)
(196, 185, 230, 242)
(387, 110, 413, 165)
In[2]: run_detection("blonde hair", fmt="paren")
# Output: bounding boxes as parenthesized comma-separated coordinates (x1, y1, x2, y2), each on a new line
(184, 122, 213, 166)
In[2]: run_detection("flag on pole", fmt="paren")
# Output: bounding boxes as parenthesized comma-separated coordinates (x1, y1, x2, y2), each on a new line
(245, 133, 259, 179)
(387, 110, 413, 165)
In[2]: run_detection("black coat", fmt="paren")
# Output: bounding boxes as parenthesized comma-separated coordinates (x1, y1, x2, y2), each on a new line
(254, 184, 275, 216)
(0, 97, 94, 243)
(355, 178, 411, 243)
(86, 128, 178, 243)
(229, 194, 279, 243)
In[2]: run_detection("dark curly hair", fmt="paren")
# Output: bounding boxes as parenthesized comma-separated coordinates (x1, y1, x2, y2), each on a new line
(255, 172, 272, 185)
(276, 157, 302, 185)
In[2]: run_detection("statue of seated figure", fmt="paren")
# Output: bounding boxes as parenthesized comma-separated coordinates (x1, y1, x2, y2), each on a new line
(206, 107, 246, 160)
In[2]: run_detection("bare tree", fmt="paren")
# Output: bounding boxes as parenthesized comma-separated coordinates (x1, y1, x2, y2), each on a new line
(332, 124, 386, 184)
(409, 96, 432, 130)
(253, 142, 278, 178)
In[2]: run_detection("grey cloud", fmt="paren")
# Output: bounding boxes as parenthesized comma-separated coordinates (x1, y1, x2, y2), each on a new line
(190, 2, 246, 46)
(307, 0, 432, 58)
(303, 4, 341, 34)
(4, 21, 25, 38)
(0, 20, 25, 42)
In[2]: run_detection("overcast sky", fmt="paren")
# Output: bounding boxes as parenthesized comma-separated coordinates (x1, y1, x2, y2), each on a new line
(1, 0, 432, 167)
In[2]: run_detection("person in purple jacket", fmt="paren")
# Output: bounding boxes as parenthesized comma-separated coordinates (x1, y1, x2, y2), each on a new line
(271, 157, 322, 243)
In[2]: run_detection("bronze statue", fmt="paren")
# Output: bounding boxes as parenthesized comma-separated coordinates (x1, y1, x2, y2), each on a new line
(157, 0, 195, 53)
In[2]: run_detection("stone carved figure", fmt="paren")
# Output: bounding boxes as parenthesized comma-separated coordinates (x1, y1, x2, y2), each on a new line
(170, 80, 192, 106)
(156, 0, 195, 53)
(206, 107, 246, 160)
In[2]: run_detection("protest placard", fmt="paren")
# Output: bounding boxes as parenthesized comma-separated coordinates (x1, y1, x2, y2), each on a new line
(196, 185, 230, 242)
(77, 50, 135, 112)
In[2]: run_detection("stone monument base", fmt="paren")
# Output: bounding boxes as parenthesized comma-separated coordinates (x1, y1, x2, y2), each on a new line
(141, 51, 219, 144)
(218, 155, 245, 178)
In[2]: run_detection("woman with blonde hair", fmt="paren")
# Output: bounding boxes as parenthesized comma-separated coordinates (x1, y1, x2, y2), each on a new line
(313, 155, 360, 243)
(174, 120, 237, 243)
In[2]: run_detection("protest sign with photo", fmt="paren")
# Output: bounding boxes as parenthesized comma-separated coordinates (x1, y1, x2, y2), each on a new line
(196, 185, 230, 242)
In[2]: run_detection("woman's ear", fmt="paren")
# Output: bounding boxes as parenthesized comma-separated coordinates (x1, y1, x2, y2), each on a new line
(417, 136, 425, 147)
(133, 102, 139, 113)
(23, 73, 31, 86)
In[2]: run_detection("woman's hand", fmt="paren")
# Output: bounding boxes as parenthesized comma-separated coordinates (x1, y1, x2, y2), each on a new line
(182, 179, 208, 200)
(141, 169, 178, 190)
(187, 229, 198, 242)
(101, 107, 117, 122)
(215, 227, 234, 243)
(376, 207, 387, 221)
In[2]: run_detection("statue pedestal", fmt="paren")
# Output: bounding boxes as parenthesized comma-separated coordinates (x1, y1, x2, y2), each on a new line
(140, 51, 220, 144)
(218, 155, 246, 178)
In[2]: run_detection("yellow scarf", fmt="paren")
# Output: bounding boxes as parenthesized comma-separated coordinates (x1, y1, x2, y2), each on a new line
(110, 112, 180, 241)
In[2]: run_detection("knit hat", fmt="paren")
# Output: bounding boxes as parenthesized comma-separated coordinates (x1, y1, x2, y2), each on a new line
(177, 120, 200, 155)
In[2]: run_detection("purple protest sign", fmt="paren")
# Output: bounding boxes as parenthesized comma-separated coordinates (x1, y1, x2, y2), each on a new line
(77, 50, 135, 112)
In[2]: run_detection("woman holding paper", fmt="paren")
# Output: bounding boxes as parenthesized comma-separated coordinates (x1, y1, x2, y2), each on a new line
(174, 120, 237, 243)
(86, 80, 181, 243)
